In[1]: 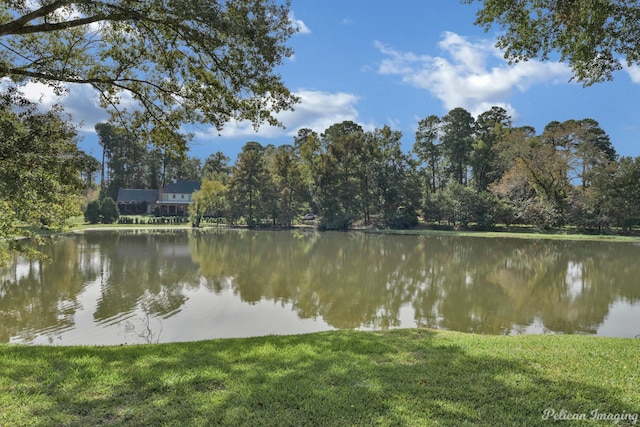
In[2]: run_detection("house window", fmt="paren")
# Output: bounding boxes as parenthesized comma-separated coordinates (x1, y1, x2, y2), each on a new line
(181, 194, 184, 199)
(173, 194, 176, 199)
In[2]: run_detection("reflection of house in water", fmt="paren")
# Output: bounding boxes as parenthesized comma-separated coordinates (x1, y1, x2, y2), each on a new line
(114, 234, 193, 262)
(161, 242, 192, 258)
(116, 181, 200, 217)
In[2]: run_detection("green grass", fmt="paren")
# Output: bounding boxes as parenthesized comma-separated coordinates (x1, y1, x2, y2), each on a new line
(366, 227, 640, 242)
(1, 329, 638, 426)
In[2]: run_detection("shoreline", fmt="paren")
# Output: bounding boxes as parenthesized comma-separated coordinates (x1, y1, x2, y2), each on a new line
(62, 222, 640, 243)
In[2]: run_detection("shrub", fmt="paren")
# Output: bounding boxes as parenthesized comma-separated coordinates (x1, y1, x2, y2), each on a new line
(84, 200, 102, 224)
(101, 197, 120, 224)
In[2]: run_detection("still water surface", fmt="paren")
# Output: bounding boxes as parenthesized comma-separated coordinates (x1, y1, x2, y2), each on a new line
(1, 230, 639, 345)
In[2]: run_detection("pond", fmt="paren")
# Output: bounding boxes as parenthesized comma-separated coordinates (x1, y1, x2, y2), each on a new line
(2, 230, 640, 345)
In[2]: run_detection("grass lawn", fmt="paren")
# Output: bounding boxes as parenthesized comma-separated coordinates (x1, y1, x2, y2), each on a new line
(365, 227, 640, 243)
(1, 329, 638, 426)
(14, 216, 631, 242)
(64, 215, 191, 231)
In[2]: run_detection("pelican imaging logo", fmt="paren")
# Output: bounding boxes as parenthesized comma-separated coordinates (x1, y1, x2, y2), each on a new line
(542, 408, 639, 424)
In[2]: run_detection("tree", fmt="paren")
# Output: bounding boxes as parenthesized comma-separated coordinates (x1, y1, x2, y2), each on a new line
(84, 200, 102, 224)
(165, 155, 203, 183)
(492, 127, 570, 227)
(569, 119, 616, 189)
(471, 106, 511, 191)
(293, 128, 321, 209)
(541, 119, 616, 189)
(371, 126, 420, 229)
(191, 179, 228, 228)
(441, 107, 475, 185)
(77, 152, 102, 189)
(465, 0, 640, 85)
(0, 89, 84, 261)
(314, 121, 366, 230)
(228, 141, 270, 227)
(0, 0, 299, 143)
(203, 152, 231, 181)
(588, 157, 640, 229)
(100, 196, 119, 224)
(96, 122, 147, 199)
(267, 145, 305, 228)
(414, 115, 442, 193)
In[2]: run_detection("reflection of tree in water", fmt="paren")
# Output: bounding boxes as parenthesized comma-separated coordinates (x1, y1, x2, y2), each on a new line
(190, 231, 418, 328)
(90, 231, 200, 322)
(190, 231, 640, 334)
(0, 237, 99, 342)
(0, 231, 202, 343)
(411, 237, 640, 334)
(2, 231, 640, 342)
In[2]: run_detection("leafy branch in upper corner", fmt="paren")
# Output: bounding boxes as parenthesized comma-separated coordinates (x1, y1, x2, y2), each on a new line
(0, 0, 300, 149)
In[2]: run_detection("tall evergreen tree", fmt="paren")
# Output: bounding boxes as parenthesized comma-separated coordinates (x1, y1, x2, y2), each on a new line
(471, 106, 512, 191)
(414, 115, 442, 193)
(228, 142, 270, 227)
(441, 107, 475, 185)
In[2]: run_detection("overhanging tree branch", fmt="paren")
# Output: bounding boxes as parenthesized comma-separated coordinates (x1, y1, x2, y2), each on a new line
(1, 0, 298, 142)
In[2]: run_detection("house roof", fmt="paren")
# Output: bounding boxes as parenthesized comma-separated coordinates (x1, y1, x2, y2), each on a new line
(116, 189, 159, 204)
(162, 180, 201, 194)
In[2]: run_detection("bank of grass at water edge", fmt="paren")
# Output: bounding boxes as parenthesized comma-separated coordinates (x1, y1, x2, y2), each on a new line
(1, 329, 638, 426)
(54, 216, 640, 242)
(364, 227, 640, 242)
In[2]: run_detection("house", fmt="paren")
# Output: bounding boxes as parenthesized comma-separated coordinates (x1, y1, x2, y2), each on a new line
(116, 180, 201, 216)
(116, 189, 159, 214)
(156, 180, 201, 216)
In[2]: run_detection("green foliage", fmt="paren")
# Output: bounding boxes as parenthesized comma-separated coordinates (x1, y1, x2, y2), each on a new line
(0, 0, 298, 142)
(267, 145, 306, 228)
(441, 107, 475, 185)
(438, 181, 480, 228)
(370, 126, 421, 229)
(84, 200, 102, 224)
(587, 156, 640, 230)
(190, 179, 228, 228)
(201, 112, 630, 234)
(414, 115, 442, 193)
(228, 142, 271, 227)
(466, 0, 640, 85)
(471, 106, 511, 191)
(313, 122, 366, 230)
(203, 152, 231, 181)
(96, 123, 149, 199)
(100, 197, 119, 224)
(0, 89, 84, 258)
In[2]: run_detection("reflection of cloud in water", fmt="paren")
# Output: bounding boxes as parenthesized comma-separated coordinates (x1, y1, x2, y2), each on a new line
(1, 258, 41, 283)
(565, 261, 585, 300)
(160, 287, 334, 342)
(597, 300, 640, 337)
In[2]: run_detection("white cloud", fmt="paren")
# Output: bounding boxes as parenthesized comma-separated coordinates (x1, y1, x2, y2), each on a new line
(626, 65, 640, 83)
(290, 12, 311, 34)
(5, 79, 58, 108)
(1, 78, 109, 131)
(196, 89, 367, 140)
(4, 79, 365, 142)
(375, 32, 572, 117)
(60, 84, 111, 131)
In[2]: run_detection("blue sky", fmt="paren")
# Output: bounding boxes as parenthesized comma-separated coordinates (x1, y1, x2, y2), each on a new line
(14, 1, 640, 161)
